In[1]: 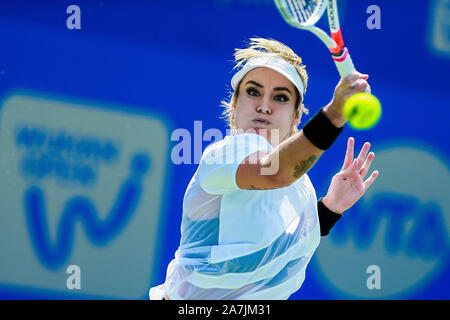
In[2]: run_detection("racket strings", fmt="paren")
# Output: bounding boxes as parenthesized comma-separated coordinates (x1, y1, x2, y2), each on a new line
(286, 0, 318, 24)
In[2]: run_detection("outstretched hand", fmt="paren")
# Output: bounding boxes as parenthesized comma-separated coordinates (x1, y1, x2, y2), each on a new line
(322, 137, 379, 214)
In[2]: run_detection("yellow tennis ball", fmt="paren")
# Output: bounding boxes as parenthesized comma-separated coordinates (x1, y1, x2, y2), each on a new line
(343, 93, 382, 130)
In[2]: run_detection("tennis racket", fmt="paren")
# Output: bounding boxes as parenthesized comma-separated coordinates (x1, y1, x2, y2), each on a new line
(274, 0, 370, 91)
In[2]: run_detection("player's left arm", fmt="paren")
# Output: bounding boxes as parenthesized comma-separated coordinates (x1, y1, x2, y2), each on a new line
(322, 136, 379, 214)
(317, 137, 379, 236)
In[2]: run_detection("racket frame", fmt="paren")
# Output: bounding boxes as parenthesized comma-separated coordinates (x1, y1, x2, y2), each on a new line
(275, 0, 357, 78)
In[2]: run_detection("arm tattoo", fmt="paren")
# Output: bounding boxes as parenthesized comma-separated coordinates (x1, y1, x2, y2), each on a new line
(293, 155, 318, 178)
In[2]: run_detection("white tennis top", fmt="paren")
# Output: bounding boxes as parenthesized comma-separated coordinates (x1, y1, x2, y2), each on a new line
(150, 133, 320, 300)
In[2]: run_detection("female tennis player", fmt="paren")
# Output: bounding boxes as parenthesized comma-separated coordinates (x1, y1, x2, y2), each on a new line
(150, 38, 378, 300)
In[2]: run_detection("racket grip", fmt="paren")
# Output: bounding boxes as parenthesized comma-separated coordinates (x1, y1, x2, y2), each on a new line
(332, 47, 355, 78)
(332, 47, 371, 93)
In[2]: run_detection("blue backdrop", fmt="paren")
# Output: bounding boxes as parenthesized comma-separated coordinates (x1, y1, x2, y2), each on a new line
(0, 0, 449, 299)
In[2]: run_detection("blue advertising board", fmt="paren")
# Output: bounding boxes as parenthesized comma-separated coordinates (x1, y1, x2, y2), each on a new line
(0, 0, 448, 299)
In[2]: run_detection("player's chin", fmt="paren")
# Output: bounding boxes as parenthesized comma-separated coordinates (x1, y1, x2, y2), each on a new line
(253, 127, 282, 142)
(237, 123, 281, 137)
(246, 126, 270, 135)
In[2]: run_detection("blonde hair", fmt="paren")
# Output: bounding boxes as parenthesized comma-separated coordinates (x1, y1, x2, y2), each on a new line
(221, 37, 309, 136)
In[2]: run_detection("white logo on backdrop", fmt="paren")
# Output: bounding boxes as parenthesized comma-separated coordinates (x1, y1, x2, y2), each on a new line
(0, 92, 170, 299)
(315, 142, 449, 298)
(429, 0, 450, 57)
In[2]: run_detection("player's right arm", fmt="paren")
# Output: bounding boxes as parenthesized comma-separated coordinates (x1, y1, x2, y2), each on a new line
(236, 72, 369, 190)
(235, 109, 334, 190)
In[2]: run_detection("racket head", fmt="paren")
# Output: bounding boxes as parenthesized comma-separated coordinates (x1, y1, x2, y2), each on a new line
(274, 0, 328, 28)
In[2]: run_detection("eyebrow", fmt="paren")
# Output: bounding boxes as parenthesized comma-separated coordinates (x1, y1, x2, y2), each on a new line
(244, 80, 293, 95)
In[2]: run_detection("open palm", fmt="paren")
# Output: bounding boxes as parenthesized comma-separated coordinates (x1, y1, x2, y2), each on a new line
(323, 137, 379, 214)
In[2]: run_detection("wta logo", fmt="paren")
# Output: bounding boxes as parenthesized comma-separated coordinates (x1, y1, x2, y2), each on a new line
(0, 93, 170, 299)
(314, 142, 450, 298)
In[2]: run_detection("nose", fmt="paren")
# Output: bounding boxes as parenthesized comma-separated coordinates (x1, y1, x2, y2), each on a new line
(257, 101, 272, 115)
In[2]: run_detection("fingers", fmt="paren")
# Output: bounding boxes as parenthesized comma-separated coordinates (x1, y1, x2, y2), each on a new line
(359, 151, 375, 178)
(350, 79, 370, 93)
(341, 137, 354, 170)
(339, 156, 360, 178)
(363, 170, 379, 190)
(342, 71, 369, 87)
(340, 140, 377, 180)
(342, 71, 370, 94)
(356, 142, 371, 171)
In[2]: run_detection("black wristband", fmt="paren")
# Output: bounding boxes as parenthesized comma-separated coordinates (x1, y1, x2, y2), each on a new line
(317, 197, 342, 236)
(303, 108, 344, 150)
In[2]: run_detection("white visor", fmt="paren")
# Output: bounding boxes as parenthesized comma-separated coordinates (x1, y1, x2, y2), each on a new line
(231, 56, 304, 100)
